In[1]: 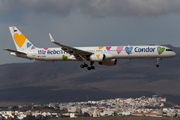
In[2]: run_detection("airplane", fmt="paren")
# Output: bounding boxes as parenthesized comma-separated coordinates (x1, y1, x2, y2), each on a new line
(4, 26, 176, 70)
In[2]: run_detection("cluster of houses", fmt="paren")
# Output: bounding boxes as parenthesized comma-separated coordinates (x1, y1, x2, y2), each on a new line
(0, 111, 58, 120)
(0, 95, 180, 119)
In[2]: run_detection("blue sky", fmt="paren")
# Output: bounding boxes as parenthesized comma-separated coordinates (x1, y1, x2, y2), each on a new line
(1, 0, 180, 65)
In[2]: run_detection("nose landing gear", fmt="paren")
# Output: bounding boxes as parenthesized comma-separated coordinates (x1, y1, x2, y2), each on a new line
(156, 64, 159, 67)
(156, 58, 162, 68)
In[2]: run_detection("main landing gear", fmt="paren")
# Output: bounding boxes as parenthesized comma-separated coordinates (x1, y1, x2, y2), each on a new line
(80, 62, 95, 70)
(156, 58, 162, 68)
(80, 63, 88, 68)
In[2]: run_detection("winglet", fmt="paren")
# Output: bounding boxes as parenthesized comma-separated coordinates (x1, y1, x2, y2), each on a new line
(49, 33, 55, 43)
(49, 33, 64, 48)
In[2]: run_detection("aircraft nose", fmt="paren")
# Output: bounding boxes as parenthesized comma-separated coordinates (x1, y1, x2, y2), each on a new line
(172, 51, 176, 57)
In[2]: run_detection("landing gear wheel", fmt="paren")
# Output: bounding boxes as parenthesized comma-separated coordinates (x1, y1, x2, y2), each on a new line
(87, 67, 92, 70)
(84, 64, 88, 67)
(156, 64, 159, 67)
(80, 64, 84, 68)
(91, 66, 95, 70)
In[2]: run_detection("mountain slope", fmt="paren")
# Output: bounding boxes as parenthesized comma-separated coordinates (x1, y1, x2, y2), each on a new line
(0, 45, 179, 104)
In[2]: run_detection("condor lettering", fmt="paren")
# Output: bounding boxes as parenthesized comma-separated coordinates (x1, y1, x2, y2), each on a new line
(134, 47, 155, 53)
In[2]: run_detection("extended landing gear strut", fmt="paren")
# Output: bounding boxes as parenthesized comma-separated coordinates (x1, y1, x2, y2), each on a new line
(156, 58, 162, 67)
(80, 62, 95, 70)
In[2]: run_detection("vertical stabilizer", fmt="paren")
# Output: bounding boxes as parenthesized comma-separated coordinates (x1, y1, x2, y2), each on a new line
(9, 26, 36, 52)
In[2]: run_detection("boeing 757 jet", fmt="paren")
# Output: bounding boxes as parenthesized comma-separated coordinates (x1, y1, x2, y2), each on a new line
(4, 27, 176, 70)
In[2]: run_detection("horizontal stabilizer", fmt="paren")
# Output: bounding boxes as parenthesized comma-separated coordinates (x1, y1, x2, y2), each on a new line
(4, 48, 27, 55)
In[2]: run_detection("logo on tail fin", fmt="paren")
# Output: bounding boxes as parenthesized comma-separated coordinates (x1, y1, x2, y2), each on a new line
(31, 46, 35, 50)
(27, 42, 32, 48)
(13, 33, 26, 48)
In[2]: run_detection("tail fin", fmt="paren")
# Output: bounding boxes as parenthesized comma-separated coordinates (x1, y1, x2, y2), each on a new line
(9, 26, 36, 52)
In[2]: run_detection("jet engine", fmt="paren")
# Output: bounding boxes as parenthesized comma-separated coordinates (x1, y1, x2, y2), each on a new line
(99, 59, 117, 66)
(90, 54, 105, 62)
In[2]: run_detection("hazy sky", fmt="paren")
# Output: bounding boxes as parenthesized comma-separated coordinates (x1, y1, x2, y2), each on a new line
(1, 0, 180, 65)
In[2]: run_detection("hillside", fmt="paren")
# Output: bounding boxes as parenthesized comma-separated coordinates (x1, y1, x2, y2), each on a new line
(0, 45, 179, 105)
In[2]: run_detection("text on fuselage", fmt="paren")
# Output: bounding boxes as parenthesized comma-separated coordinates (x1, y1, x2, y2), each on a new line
(38, 50, 67, 54)
(134, 47, 155, 52)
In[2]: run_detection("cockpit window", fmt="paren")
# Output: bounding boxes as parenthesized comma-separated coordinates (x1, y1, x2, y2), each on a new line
(166, 49, 173, 51)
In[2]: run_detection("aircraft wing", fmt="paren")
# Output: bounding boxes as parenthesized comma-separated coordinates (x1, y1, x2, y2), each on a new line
(49, 33, 92, 61)
(4, 48, 27, 55)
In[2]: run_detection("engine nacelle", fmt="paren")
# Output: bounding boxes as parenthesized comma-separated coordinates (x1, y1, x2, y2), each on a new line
(90, 54, 105, 62)
(99, 59, 117, 66)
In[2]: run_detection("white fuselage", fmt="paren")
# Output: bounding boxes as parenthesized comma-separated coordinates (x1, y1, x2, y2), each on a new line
(15, 45, 176, 61)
